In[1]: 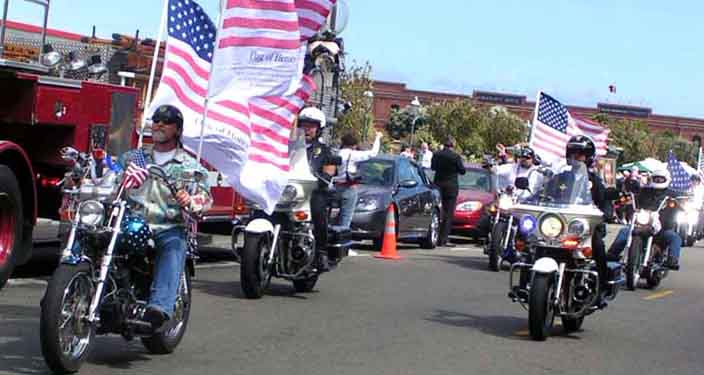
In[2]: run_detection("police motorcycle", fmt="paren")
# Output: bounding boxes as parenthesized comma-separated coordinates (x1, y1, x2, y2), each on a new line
(507, 163, 624, 341)
(40, 147, 203, 374)
(620, 181, 679, 290)
(240, 130, 351, 299)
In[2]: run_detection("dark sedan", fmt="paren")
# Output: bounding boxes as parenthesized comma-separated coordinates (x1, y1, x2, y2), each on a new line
(349, 155, 442, 249)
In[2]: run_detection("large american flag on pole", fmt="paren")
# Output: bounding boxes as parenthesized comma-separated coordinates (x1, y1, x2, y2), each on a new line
(528, 92, 610, 166)
(148, 0, 335, 213)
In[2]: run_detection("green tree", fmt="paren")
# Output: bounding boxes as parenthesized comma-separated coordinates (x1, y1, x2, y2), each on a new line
(336, 62, 376, 145)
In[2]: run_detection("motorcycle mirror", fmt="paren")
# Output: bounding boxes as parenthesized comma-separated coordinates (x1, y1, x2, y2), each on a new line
(60, 146, 80, 160)
(515, 177, 530, 190)
(399, 179, 418, 189)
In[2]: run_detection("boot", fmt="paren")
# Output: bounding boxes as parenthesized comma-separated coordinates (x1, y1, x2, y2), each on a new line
(316, 252, 331, 272)
(666, 256, 680, 271)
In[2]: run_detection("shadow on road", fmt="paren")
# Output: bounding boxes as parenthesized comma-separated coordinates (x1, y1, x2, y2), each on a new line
(427, 309, 582, 341)
(192, 278, 310, 300)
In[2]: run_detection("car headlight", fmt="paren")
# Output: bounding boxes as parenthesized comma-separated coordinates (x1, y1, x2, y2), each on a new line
(79, 200, 104, 226)
(635, 210, 651, 226)
(356, 196, 381, 212)
(567, 219, 589, 236)
(498, 195, 513, 210)
(456, 201, 482, 212)
(539, 215, 563, 238)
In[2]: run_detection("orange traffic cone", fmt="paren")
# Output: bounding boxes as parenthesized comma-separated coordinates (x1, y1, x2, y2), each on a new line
(375, 205, 401, 260)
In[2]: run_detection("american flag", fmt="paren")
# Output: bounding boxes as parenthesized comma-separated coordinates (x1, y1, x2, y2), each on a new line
(147, 0, 333, 213)
(123, 149, 149, 189)
(667, 151, 692, 193)
(528, 92, 610, 165)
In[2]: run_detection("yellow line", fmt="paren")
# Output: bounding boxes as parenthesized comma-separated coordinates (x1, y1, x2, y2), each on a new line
(643, 290, 674, 301)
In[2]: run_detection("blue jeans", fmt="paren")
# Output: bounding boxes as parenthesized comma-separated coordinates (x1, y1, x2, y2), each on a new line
(333, 186, 358, 230)
(609, 227, 681, 259)
(148, 227, 187, 317)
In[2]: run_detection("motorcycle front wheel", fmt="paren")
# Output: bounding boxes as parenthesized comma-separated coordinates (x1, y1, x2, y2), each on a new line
(241, 233, 272, 299)
(40, 263, 95, 374)
(626, 236, 643, 291)
(488, 221, 507, 272)
(528, 273, 556, 341)
(142, 270, 192, 354)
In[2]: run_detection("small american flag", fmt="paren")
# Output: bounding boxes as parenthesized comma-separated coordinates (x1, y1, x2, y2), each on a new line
(123, 149, 149, 189)
(667, 151, 692, 193)
(529, 92, 610, 165)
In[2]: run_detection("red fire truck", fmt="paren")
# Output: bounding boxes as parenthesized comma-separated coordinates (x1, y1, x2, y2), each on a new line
(0, 0, 142, 288)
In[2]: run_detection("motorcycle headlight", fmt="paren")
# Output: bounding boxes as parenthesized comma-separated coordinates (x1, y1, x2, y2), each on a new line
(356, 196, 381, 212)
(567, 219, 589, 236)
(78, 200, 104, 226)
(456, 201, 482, 212)
(539, 215, 563, 238)
(519, 214, 538, 236)
(635, 210, 651, 226)
(498, 195, 513, 210)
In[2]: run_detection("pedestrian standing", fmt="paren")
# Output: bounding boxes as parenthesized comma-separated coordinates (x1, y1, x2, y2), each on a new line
(400, 145, 413, 159)
(419, 142, 433, 169)
(431, 138, 466, 247)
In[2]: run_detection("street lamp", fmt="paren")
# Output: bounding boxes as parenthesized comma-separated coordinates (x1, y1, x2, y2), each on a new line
(409, 96, 422, 148)
(362, 90, 374, 143)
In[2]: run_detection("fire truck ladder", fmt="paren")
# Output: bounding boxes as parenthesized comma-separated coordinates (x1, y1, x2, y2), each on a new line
(0, 0, 50, 73)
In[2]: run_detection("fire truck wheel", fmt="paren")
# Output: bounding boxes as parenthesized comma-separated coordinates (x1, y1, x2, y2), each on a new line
(0, 166, 23, 290)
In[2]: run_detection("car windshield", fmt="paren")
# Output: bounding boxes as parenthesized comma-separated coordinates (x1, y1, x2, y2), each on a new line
(357, 159, 395, 186)
(533, 162, 593, 206)
(459, 169, 492, 192)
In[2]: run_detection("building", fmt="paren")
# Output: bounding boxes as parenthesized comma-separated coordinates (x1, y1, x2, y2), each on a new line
(370, 80, 704, 143)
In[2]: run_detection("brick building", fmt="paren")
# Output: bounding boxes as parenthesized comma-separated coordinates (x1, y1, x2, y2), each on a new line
(370, 80, 704, 143)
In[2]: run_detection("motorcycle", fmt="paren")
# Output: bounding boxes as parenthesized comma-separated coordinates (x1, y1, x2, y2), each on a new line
(675, 195, 698, 247)
(240, 131, 351, 299)
(622, 193, 678, 290)
(507, 163, 624, 341)
(40, 147, 203, 374)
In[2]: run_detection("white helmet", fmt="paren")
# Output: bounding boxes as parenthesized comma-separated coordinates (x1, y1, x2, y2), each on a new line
(649, 168, 671, 189)
(298, 107, 326, 128)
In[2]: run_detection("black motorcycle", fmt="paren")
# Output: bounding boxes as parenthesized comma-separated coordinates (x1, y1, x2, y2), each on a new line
(40, 149, 202, 374)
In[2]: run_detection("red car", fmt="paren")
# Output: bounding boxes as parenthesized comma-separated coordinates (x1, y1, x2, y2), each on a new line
(452, 164, 495, 237)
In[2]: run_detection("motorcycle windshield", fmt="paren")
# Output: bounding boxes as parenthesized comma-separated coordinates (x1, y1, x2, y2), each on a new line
(287, 129, 316, 182)
(535, 162, 594, 207)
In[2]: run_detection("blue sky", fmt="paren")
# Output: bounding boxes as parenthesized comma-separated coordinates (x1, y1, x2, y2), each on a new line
(8, 0, 703, 118)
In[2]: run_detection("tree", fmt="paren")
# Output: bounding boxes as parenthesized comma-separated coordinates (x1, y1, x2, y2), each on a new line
(336, 62, 376, 146)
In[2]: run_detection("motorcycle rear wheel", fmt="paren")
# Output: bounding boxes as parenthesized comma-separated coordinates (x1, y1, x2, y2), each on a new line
(142, 270, 192, 354)
(241, 233, 272, 299)
(293, 275, 319, 293)
(626, 236, 643, 291)
(528, 273, 556, 341)
(488, 221, 506, 272)
(40, 263, 95, 374)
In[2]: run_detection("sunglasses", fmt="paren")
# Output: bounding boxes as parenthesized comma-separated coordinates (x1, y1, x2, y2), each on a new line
(151, 114, 179, 125)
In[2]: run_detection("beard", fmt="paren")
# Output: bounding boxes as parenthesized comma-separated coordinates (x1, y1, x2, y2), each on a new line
(152, 130, 168, 143)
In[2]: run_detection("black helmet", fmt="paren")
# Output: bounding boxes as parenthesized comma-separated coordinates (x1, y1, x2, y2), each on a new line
(151, 105, 184, 131)
(566, 135, 596, 166)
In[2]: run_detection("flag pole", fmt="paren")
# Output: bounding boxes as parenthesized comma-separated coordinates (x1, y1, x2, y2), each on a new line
(697, 146, 702, 172)
(138, 0, 169, 149)
(196, 0, 226, 165)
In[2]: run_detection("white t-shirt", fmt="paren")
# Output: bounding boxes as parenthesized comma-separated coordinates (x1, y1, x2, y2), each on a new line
(334, 135, 382, 183)
(153, 149, 177, 166)
(494, 163, 542, 200)
(420, 150, 433, 168)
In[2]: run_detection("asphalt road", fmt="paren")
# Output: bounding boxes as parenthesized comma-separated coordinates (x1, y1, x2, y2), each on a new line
(1, 236, 703, 375)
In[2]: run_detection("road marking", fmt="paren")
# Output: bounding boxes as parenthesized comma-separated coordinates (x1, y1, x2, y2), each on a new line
(643, 290, 674, 301)
(448, 246, 482, 252)
(195, 261, 239, 270)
